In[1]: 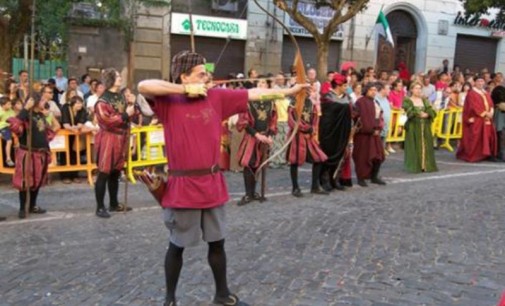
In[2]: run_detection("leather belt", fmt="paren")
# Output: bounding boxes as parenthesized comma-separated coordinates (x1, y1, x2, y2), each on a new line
(19, 145, 50, 153)
(103, 129, 127, 135)
(168, 164, 220, 177)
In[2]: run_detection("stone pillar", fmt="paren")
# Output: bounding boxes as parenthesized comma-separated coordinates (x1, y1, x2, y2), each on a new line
(133, 6, 171, 87)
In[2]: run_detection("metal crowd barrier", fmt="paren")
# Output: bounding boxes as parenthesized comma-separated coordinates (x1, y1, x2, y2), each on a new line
(385, 108, 463, 151)
(0, 130, 96, 185)
(386, 109, 406, 143)
(125, 125, 167, 183)
(0, 125, 168, 185)
(432, 108, 463, 152)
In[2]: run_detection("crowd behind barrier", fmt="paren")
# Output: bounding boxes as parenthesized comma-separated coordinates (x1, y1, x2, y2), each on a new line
(0, 126, 168, 185)
(0, 111, 465, 185)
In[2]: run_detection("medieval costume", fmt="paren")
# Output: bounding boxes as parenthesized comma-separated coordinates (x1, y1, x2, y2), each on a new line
(137, 50, 293, 306)
(456, 87, 497, 162)
(402, 97, 438, 173)
(286, 97, 328, 197)
(9, 103, 57, 219)
(319, 81, 353, 191)
(94, 69, 137, 218)
(353, 86, 386, 187)
(236, 99, 277, 205)
(492, 85, 505, 161)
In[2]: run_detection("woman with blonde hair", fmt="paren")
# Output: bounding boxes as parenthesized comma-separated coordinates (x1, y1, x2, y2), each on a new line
(402, 82, 438, 173)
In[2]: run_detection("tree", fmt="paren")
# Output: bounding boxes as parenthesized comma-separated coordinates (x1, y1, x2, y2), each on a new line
(0, 0, 32, 74)
(274, 0, 369, 80)
(0, 0, 170, 80)
(460, 0, 505, 21)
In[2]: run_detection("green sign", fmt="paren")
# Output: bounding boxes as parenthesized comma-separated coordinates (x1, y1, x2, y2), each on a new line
(205, 63, 215, 73)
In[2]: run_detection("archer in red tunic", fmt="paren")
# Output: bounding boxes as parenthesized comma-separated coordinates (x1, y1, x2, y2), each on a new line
(352, 82, 386, 187)
(286, 95, 328, 197)
(457, 77, 497, 162)
(139, 50, 308, 306)
(94, 69, 137, 218)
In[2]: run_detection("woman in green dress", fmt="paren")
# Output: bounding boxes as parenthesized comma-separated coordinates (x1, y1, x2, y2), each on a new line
(402, 82, 438, 173)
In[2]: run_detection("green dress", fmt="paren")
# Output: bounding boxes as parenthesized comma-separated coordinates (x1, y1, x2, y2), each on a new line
(402, 97, 438, 173)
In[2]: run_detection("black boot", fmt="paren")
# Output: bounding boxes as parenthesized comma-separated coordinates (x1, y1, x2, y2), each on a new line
(310, 163, 329, 194)
(238, 168, 256, 206)
(319, 164, 333, 192)
(371, 162, 386, 185)
(339, 178, 353, 187)
(290, 164, 303, 197)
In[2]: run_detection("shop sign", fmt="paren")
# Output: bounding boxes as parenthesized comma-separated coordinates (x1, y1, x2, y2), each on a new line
(283, 1, 344, 40)
(171, 13, 247, 40)
(454, 11, 505, 31)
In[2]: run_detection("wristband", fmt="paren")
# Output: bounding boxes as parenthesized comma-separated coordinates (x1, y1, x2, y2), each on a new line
(259, 93, 285, 101)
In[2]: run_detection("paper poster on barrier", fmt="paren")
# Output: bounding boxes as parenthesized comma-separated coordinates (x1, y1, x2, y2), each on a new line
(49, 135, 66, 150)
(149, 130, 165, 145)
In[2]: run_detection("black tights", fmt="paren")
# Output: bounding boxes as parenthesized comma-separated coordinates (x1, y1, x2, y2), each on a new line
(19, 189, 39, 211)
(290, 163, 323, 190)
(164, 239, 230, 302)
(94, 170, 121, 210)
(243, 167, 257, 197)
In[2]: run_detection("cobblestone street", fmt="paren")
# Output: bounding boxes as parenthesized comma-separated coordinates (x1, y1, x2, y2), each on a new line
(1, 150, 505, 306)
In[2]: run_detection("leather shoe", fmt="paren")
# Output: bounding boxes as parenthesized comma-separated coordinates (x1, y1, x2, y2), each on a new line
(334, 182, 346, 191)
(29, 206, 47, 214)
(18, 211, 26, 219)
(213, 293, 249, 306)
(371, 177, 386, 185)
(310, 188, 330, 195)
(357, 179, 368, 187)
(164, 297, 176, 306)
(321, 183, 333, 192)
(96, 208, 111, 218)
(237, 195, 253, 206)
(292, 188, 303, 197)
(0, 216, 6, 222)
(340, 179, 353, 187)
(109, 204, 132, 212)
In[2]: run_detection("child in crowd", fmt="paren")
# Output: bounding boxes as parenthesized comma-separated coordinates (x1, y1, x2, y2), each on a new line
(0, 97, 16, 166)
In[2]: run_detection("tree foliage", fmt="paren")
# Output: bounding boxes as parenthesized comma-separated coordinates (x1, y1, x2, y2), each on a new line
(273, 0, 369, 79)
(0, 0, 170, 72)
(460, 0, 505, 21)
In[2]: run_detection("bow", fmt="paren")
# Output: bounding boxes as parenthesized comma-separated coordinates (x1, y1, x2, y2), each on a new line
(252, 0, 307, 174)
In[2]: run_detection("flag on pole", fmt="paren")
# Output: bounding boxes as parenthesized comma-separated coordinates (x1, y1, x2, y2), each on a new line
(375, 10, 394, 47)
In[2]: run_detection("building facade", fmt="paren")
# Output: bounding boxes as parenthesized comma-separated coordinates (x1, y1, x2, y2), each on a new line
(347, 0, 505, 74)
(130, 0, 505, 82)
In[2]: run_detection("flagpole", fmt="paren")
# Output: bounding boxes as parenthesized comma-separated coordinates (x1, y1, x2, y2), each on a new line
(188, 0, 195, 52)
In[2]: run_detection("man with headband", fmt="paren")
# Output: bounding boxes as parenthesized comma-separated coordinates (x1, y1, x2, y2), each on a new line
(138, 51, 307, 306)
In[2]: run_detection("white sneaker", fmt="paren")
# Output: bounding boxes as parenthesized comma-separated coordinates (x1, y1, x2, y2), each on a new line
(388, 147, 396, 153)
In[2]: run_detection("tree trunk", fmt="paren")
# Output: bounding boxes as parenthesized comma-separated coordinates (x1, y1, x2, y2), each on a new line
(0, 33, 13, 75)
(316, 40, 329, 83)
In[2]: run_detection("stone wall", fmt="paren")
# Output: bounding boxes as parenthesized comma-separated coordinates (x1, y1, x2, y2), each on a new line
(67, 26, 128, 83)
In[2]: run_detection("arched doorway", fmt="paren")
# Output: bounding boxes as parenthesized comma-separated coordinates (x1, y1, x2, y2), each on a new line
(376, 10, 417, 74)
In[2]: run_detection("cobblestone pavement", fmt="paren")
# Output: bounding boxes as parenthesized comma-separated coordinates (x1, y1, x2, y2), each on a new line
(1, 149, 505, 306)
